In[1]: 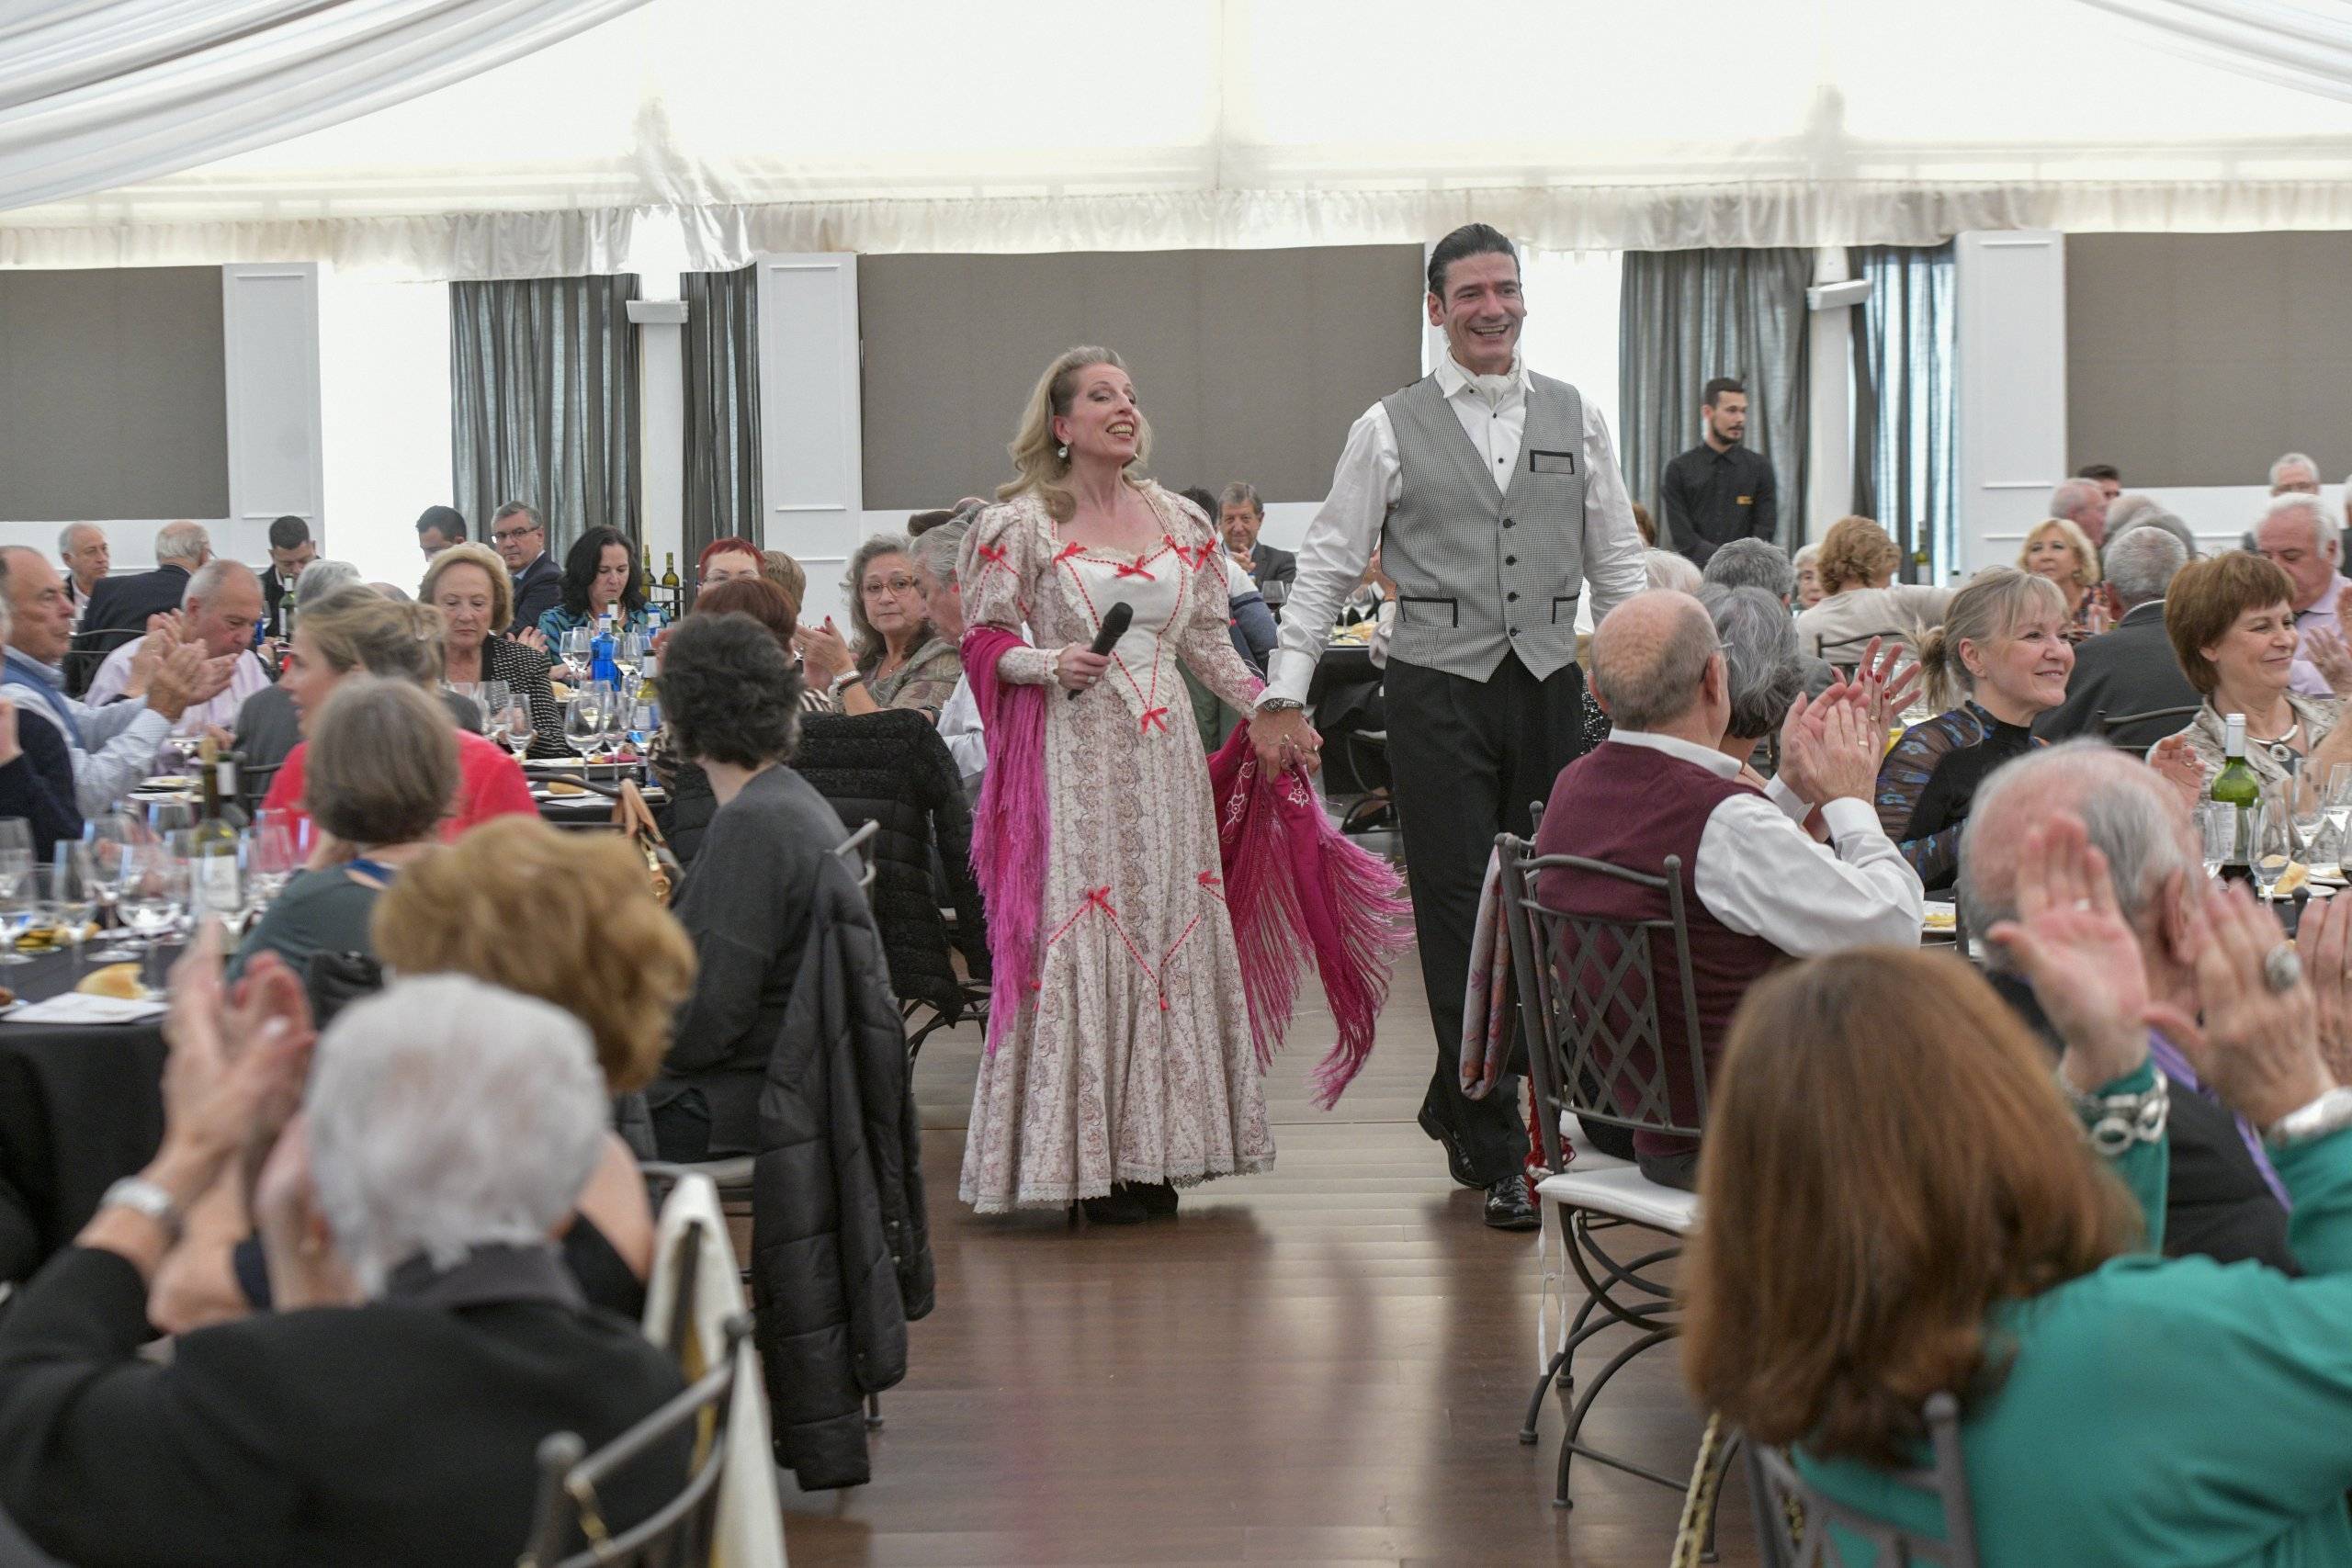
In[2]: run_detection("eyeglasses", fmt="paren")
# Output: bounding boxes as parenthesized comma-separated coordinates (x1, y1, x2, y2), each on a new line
(492, 526, 540, 544)
(864, 576, 919, 597)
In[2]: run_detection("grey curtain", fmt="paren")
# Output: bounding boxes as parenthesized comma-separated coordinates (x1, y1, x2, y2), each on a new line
(1849, 244, 1956, 582)
(682, 265, 763, 565)
(1616, 247, 1812, 545)
(449, 274, 640, 554)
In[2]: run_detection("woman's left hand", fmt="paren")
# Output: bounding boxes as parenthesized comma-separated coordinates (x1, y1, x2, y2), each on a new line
(1984, 813, 2152, 1089)
(514, 626, 548, 653)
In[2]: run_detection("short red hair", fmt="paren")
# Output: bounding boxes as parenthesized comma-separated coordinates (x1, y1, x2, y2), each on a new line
(696, 536, 761, 577)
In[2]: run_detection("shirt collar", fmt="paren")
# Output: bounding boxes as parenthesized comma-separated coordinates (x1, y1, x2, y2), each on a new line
(1605, 728, 1742, 778)
(1435, 352, 1526, 411)
(2, 648, 63, 689)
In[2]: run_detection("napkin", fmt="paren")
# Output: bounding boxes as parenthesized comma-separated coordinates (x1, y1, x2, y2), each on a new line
(9, 994, 166, 1025)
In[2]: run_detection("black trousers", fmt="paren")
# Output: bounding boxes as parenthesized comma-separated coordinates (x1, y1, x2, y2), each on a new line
(1385, 653, 1593, 1185)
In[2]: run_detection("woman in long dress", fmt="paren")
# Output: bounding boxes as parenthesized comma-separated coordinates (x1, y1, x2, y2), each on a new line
(958, 346, 1275, 1223)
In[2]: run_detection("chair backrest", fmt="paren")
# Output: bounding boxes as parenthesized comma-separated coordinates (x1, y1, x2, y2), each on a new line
(1496, 831, 1709, 1175)
(1812, 629, 1912, 671)
(833, 818, 878, 902)
(518, 1314, 752, 1568)
(2096, 705, 2199, 742)
(1744, 1393, 1979, 1568)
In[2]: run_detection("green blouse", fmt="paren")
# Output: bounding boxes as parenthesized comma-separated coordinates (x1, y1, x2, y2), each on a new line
(1801, 1060, 2352, 1565)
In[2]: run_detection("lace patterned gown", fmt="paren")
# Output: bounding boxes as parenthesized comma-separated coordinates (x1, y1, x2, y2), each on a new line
(959, 485, 1276, 1211)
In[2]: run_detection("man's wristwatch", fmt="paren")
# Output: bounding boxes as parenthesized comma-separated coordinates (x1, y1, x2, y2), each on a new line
(98, 1176, 186, 1245)
(2265, 1086, 2352, 1149)
(1257, 697, 1306, 714)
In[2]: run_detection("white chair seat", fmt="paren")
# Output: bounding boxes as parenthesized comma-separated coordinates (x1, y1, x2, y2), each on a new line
(1536, 1166, 1699, 1235)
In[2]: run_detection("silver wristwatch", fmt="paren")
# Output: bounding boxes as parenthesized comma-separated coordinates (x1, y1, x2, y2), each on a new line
(98, 1176, 185, 1245)
(1256, 697, 1306, 714)
(2264, 1086, 2352, 1149)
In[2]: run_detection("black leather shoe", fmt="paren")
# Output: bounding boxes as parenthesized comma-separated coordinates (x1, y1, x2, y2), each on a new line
(1484, 1176, 1541, 1232)
(1419, 1104, 1485, 1189)
(1080, 1187, 1149, 1225)
(1128, 1181, 1179, 1217)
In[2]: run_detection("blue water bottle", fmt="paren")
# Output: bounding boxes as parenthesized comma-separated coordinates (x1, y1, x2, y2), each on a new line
(590, 613, 617, 686)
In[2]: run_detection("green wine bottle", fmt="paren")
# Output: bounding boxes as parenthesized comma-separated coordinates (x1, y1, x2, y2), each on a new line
(2211, 713, 2260, 886)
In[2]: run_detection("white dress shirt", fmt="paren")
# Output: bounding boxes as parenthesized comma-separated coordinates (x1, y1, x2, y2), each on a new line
(1604, 729, 1924, 953)
(937, 672, 986, 786)
(85, 638, 272, 741)
(1261, 353, 1646, 707)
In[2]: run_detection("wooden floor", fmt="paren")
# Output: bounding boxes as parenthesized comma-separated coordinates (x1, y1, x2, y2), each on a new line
(777, 951, 1757, 1568)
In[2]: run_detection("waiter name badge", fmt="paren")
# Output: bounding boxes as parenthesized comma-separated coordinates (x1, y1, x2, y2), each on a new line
(1528, 449, 1577, 475)
(1737, 494, 1754, 505)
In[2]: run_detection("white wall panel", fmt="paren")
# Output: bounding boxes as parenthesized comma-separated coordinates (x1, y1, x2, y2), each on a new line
(1954, 231, 2066, 579)
(220, 264, 323, 569)
(756, 253, 861, 628)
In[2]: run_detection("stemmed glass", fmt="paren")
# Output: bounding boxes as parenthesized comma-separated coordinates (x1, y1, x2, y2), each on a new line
(2196, 802, 2236, 885)
(563, 688, 609, 767)
(560, 626, 595, 685)
(41, 845, 97, 976)
(117, 837, 189, 962)
(84, 814, 149, 963)
(613, 630, 646, 688)
(0, 851, 37, 967)
(477, 680, 512, 749)
(600, 683, 630, 758)
(2317, 761, 2352, 879)
(243, 819, 300, 912)
(2252, 792, 2297, 902)
(501, 694, 536, 761)
(2290, 764, 2331, 872)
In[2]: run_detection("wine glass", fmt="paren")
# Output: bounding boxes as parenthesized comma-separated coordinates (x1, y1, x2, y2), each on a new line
(613, 630, 646, 687)
(2318, 762, 2352, 879)
(0, 819, 30, 864)
(117, 838, 188, 956)
(563, 690, 607, 766)
(84, 814, 150, 964)
(627, 693, 662, 753)
(2252, 793, 2296, 901)
(2196, 802, 2236, 885)
(477, 680, 512, 747)
(41, 846, 97, 975)
(2290, 764, 2331, 869)
(560, 626, 594, 684)
(243, 820, 300, 912)
(0, 853, 38, 966)
(502, 694, 536, 761)
(600, 684, 631, 758)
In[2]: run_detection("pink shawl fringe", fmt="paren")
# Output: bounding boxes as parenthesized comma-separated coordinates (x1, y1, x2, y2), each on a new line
(962, 624, 1413, 1106)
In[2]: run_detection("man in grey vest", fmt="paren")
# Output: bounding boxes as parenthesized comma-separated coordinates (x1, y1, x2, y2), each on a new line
(1249, 224, 1646, 1230)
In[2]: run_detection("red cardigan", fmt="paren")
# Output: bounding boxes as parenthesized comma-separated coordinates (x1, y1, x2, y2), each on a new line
(261, 728, 537, 841)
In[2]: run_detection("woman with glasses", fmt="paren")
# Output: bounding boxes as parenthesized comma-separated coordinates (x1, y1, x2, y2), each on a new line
(793, 535, 962, 717)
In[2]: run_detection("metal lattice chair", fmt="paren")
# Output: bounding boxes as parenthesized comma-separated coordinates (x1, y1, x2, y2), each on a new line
(1745, 1393, 1979, 1567)
(1498, 830, 1713, 1521)
(2097, 705, 2199, 746)
(517, 1314, 752, 1568)
(1811, 629, 1911, 674)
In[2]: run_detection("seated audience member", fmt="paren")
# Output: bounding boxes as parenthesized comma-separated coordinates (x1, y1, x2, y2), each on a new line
(1686, 852, 2352, 1564)
(259, 514, 315, 640)
(1877, 568, 2071, 892)
(421, 543, 567, 758)
(85, 559, 272, 738)
(2254, 493, 2352, 698)
(1960, 742, 2295, 1268)
(2103, 493, 2199, 560)
(2034, 525, 2197, 748)
(0, 967, 686, 1568)
(2162, 550, 2352, 792)
(0, 546, 219, 816)
(650, 575, 801, 866)
(58, 522, 108, 630)
(2047, 475, 2110, 549)
(1632, 501, 1657, 549)
(1643, 547, 1703, 595)
(2019, 516, 2108, 641)
(909, 508, 986, 793)
(761, 549, 808, 616)
(1702, 538, 1837, 697)
(486, 502, 561, 634)
(695, 535, 764, 600)
(1532, 591, 1921, 1190)
(0, 689, 80, 861)
(261, 590, 534, 840)
(71, 520, 213, 691)
(231, 681, 453, 986)
(413, 502, 466, 560)
(536, 524, 654, 645)
(1179, 486, 1277, 671)
(1218, 481, 1296, 592)
(1701, 585, 1814, 784)
(2272, 449, 2324, 496)
(234, 559, 364, 773)
(1793, 514, 1953, 665)
(795, 534, 961, 718)
(1792, 541, 1824, 609)
(649, 613, 856, 1162)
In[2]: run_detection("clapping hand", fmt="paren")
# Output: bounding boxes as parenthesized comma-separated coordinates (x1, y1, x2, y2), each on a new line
(160, 928, 315, 1181)
(2310, 624, 2352, 699)
(1815, 636, 1920, 734)
(794, 617, 854, 682)
(2146, 883, 2335, 1128)
(2148, 734, 2205, 813)
(1984, 815, 2151, 1090)
(2293, 892, 2352, 1085)
(1777, 694, 1882, 809)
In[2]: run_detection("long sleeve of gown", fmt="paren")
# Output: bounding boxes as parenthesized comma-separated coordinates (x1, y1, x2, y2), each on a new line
(1170, 508, 1266, 714)
(961, 505, 1056, 686)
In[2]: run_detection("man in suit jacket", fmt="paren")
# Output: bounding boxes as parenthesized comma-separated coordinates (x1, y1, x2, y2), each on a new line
(0, 975, 685, 1568)
(68, 520, 212, 696)
(491, 502, 563, 635)
(1217, 481, 1296, 594)
(260, 514, 315, 640)
(2033, 524, 2197, 750)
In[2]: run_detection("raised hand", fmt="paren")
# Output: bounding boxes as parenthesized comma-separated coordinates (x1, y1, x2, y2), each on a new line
(2310, 624, 2352, 699)
(1984, 815, 2151, 1089)
(2294, 892, 2352, 1084)
(2148, 734, 2206, 813)
(2146, 882, 2335, 1128)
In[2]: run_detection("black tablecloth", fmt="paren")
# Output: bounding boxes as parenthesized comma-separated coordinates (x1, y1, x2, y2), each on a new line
(0, 948, 170, 1282)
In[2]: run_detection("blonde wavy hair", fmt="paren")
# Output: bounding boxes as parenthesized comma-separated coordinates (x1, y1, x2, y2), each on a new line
(2018, 517, 2100, 590)
(418, 542, 514, 635)
(370, 817, 695, 1094)
(298, 586, 446, 687)
(1814, 515, 1902, 596)
(998, 345, 1154, 523)
(1917, 567, 2069, 711)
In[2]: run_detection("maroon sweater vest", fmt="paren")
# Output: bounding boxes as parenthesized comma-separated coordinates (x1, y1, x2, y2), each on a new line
(1532, 740, 1784, 1161)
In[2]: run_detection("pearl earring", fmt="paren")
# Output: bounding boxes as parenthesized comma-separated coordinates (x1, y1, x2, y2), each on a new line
(1057, 443, 1069, 461)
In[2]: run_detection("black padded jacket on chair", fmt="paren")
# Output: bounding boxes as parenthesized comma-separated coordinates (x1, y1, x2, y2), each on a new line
(752, 846, 934, 1491)
(788, 711, 988, 1017)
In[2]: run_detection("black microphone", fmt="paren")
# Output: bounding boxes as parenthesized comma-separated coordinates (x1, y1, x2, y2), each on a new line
(1069, 601, 1133, 699)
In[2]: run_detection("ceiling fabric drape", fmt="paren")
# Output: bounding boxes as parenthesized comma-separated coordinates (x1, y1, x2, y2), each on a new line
(9, 0, 2352, 279)
(2074, 0, 2352, 103)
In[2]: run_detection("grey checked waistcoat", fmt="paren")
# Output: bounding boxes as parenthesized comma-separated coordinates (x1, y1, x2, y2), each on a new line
(1379, 371, 1588, 683)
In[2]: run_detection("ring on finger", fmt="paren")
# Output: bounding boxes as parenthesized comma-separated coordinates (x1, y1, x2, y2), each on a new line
(2266, 942, 2304, 995)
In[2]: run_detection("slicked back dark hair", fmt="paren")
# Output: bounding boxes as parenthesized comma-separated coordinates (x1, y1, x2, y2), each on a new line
(268, 514, 311, 551)
(1427, 223, 1519, 299)
(1702, 377, 1747, 407)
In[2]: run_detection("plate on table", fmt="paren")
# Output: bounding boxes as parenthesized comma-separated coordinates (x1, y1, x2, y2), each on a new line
(132, 775, 193, 794)
(1921, 901, 1957, 936)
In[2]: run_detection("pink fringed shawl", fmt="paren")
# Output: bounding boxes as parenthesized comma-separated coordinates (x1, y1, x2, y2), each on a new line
(962, 625, 1413, 1106)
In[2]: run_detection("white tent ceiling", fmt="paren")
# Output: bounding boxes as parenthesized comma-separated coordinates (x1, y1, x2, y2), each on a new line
(7, 0, 2352, 277)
